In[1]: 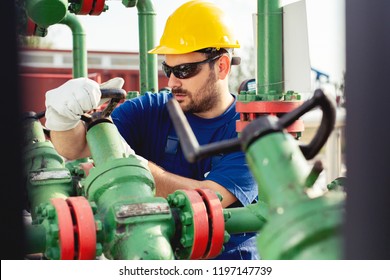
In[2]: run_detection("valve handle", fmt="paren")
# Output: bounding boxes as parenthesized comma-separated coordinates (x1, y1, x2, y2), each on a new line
(99, 88, 127, 118)
(166, 88, 335, 162)
(278, 88, 336, 159)
(81, 88, 127, 124)
(167, 99, 241, 163)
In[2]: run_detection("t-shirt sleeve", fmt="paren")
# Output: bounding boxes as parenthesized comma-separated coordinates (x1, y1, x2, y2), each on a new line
(205, 151, 258, 206)
(111, 97, 143, 150)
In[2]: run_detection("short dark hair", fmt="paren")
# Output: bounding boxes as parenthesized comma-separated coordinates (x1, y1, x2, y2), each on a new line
(195, 47, 229, 58)
(195, 48, 240, 66)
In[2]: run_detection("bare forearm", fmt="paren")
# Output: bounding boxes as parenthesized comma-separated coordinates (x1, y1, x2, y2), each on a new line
(148, 161, 236, 208)
(49, 121, 91, 160)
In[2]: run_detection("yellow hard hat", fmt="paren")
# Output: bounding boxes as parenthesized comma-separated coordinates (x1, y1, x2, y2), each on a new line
(149, 0, 240, 54)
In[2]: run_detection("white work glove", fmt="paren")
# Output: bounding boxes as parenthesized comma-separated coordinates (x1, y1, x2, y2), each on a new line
(45, 77, 125, 131)
(98, 77, 125, 106)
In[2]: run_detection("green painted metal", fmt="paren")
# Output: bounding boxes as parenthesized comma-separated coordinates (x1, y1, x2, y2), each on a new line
(23, 116, 74, 220)
(24, 0, 155, 88)
(26, 0, 68, 27)
(304, 160, 324, 188)
(57, 11, 90, 169)
(137, 0, 158, 93)
(24, 1, 88, 78)
(83, 158, 175, 259)
(244, 131, 344, 259)
(19, 0, 346, 261)
(34, 203, 63, 259)
(257, 0, 284, 99)
(246, 132, 310, 207)
(24, 223, 47, 255)
(84, 121, 175, 259)
(86, 122, 129, 165)
(122, 0, 138, 8)
(59, 12, 88, 78)
(258, 191, 344, 259)
(327, 176, 347, 191)
(224, 201, 268, 234)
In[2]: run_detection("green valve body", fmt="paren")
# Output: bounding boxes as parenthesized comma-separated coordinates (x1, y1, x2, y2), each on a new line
(23, 116, 74, 220)
(246, 132, 311, 207)
(83, 122, 175, 260)
(258, 191, 344, 259)
(26, 0, 68, 27)
(245, 131, 344, 259)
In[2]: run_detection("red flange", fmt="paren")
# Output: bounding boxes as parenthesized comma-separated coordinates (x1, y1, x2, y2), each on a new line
(26, 18, 37, 36)
(196, 188, 225, 259)
(236, 100, 304, 114)
(66, 197, 96, 260)
(77, 0, 94, 15)
(182, 190, 209, 260)
(90, 0, 106, 15)
(236, 100, 305, 134)
(51, 198, 74, 260)
(236, 119, 304, 133)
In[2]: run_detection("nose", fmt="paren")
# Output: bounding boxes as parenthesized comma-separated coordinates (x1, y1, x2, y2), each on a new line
(167, 73, 182, 88)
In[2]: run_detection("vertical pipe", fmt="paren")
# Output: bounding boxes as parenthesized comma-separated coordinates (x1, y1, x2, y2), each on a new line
(23, 117, 73, 220)
(58, 12, 89, 165)
(257, 0, 284, 99)
(60, 12, 88, 78)
(137, 0, 158, 93)
(86, 122, 127, 166)
(24, 223, 47, 255)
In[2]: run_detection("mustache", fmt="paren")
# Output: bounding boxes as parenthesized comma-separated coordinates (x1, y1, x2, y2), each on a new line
(171, 87, 188, 94)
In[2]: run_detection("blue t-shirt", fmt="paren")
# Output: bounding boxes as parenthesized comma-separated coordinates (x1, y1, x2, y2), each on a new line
(111, 92, 259, 260)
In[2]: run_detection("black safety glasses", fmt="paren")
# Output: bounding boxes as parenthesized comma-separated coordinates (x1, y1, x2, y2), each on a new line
(161, 54, 223, 79)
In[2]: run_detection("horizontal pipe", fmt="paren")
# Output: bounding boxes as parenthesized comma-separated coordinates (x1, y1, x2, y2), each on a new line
(224, 202, 268, 234)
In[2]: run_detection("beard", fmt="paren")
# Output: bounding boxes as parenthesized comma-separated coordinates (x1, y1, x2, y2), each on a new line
(172, 70, 220, 114)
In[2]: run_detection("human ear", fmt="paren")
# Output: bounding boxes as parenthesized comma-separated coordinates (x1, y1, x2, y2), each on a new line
(217, 55, 231, 79)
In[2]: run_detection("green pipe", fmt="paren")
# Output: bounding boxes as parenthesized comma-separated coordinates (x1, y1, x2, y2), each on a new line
(224, 202, 268, 234)
(257, 0, 284, 99)
(23, 114, 46, 145)
(244, 130, 343, 259)
(25, 2, 86, 77)
(60, 12, 88, 78)
(83, 157, 175, 259)
(59, 12, 90, 166)
(110, 223, 175, 260)
(137, 0, 158, 93)
(86, 122, 128, 166)
(258, 191, 344, 259)
(246, 132, 310, 209)
(84, 121, 174, 259)
(23, 117, 74, 220)
(24, 223, 47, 255)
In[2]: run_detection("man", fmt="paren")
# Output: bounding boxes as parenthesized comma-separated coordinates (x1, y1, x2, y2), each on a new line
(45, 0, 259, 259)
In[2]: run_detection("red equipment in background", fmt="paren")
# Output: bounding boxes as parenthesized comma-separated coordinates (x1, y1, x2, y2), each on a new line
(19, 48, 169, 115)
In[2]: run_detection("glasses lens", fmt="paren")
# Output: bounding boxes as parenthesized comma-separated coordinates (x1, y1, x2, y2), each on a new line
(162, 63, 172, 78)
(162, 54, 222, 79)
(174, 64, 201, 79)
